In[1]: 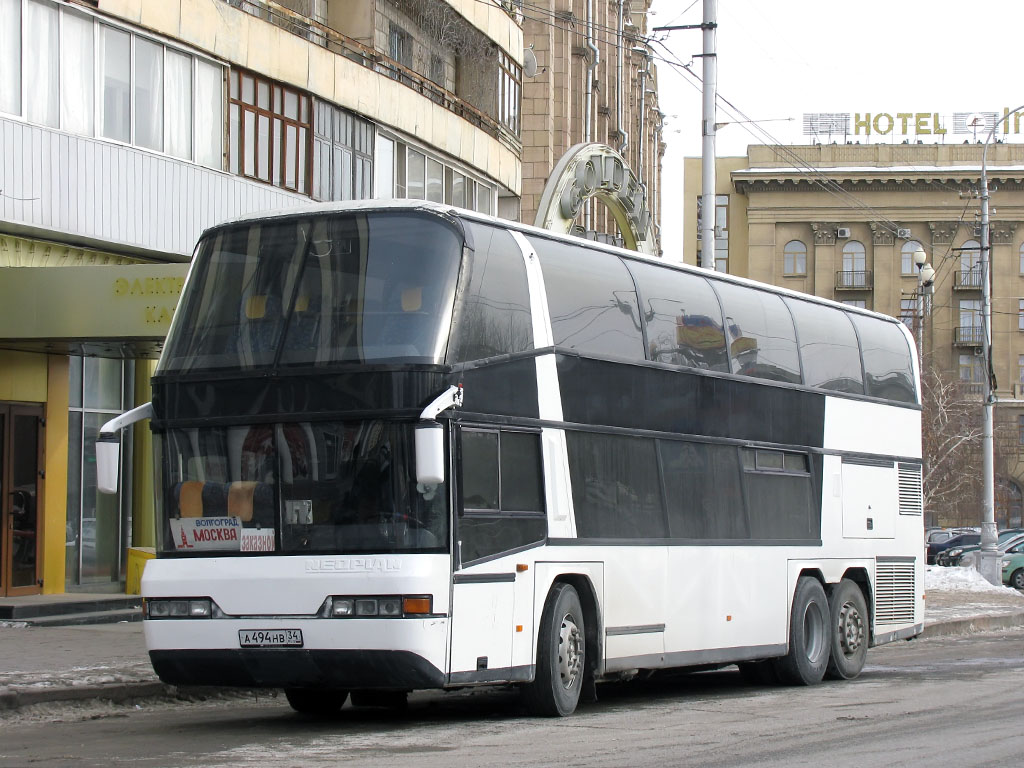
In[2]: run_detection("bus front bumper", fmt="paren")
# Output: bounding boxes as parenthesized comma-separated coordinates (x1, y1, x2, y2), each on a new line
(150, 648, 446, 690)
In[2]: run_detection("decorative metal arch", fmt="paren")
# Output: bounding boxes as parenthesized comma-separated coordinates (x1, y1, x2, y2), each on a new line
(534, 142, 656, 256)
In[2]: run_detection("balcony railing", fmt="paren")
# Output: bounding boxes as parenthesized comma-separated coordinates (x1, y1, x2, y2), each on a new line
(223, 0, 518, 150)
(835, 270, 872, 290)
(954, 326, 985, 346)
(953, 270, 983, 290)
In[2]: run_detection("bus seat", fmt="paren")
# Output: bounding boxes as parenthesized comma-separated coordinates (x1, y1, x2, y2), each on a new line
(178, 481, 204, 518)
(228, 481, 258, 522)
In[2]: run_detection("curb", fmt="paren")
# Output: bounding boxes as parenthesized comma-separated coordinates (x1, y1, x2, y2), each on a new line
(920, 611, 1024, 638)
(0, 682, 234, 712)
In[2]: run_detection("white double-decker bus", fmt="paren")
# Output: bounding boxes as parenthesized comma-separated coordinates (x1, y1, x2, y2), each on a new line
(100, 201, 924, 716)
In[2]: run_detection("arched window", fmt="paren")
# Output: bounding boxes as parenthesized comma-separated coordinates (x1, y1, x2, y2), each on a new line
(839, 241, 866, 288)
(901, 241, 923, 276)
(783, 240, 806, 276)
(957, 239, 981, 289)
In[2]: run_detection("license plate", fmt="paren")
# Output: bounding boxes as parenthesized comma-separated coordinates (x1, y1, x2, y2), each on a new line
(238, 629, 303, 648)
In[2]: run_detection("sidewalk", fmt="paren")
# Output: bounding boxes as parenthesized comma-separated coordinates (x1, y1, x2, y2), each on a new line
(1, 571, 1022, 713)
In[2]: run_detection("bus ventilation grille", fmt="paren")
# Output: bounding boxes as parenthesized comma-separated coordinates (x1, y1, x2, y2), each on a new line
(897, 462, 923, 516)
(875, 559, 916, 625)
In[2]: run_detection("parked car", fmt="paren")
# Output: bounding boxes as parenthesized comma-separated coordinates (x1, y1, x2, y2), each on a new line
(954, 530, 1024, 568)
(1001, 541, 1024, 589)
(930, 533, 981, 565)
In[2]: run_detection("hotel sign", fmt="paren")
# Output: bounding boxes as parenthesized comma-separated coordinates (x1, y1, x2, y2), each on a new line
(803, 109, 1024, 138)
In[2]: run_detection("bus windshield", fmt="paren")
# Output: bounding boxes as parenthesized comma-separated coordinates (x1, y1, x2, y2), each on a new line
(154, 420, 448, 556)
(158, 211, 463, 372)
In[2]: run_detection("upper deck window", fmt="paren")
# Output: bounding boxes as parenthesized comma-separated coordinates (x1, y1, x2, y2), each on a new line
(848, 315, 917, 403)
(711, 281, 801, 384)
(628, 260, 729, 372)
(158, 212, 463, 373)
(786, 298, 864, 394)
(533, 237, 644, 361)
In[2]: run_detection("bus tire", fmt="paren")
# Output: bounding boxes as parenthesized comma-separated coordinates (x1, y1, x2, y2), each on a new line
(824, 579, 869, 680)
(522, 582, 585, 717)
(773, 577, 829, 686)
(284, 688, 349, 715)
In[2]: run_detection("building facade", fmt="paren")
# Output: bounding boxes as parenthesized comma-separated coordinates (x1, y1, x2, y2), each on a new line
(684, 143, 1024, 528)
(0, 0, 523, 595)
(520, 0, 663, 250)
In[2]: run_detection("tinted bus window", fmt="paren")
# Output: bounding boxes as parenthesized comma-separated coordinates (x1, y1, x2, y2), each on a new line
(786, 298, 864, 394)
(849, 315, 917, 403)
(455, 223, 533, 362)
(566, 432, 666, 539)
(159, 212, 462, 372)
(532, 237, 645, 360)
(628, 261, 729, 372)
(712, 281, 801, 384)
(660, 440, 748, 539)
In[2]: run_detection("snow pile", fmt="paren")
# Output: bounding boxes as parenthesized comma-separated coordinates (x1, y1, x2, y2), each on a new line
(926, 565, 1022, 596)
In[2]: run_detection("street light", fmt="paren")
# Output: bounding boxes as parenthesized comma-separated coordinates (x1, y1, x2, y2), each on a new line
(976, 104, 1024, 584)
(913, 244, 934, 362)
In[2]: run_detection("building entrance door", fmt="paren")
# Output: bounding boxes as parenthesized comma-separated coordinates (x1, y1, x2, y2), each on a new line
(1, 403, 43, 597)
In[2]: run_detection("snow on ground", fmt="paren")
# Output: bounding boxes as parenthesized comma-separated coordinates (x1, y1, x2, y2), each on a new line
(926, 565, 1021, 596)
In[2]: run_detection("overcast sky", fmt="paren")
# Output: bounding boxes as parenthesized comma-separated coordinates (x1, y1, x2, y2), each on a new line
(647, 0, 1024, 260)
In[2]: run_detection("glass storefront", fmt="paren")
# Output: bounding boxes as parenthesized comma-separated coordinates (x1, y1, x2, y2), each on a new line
(65, 356, 134, 591)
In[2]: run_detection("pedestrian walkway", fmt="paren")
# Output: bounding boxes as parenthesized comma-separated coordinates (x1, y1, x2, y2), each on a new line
(1, 573, 1022, 713)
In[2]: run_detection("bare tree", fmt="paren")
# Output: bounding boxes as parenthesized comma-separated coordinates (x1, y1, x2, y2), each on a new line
(920, 357, 982, 526)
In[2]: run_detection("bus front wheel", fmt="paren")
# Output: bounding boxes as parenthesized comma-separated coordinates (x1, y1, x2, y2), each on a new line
(522, 582, 586, 717)
(773, 577, 829, 685)
(284, 688, 349, 715)
(825, 579, 868, 680)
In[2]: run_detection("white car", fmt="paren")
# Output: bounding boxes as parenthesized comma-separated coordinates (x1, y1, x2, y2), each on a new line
(956, 531, 1024, 568)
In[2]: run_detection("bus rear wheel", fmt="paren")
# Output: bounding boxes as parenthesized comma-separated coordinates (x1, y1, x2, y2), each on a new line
(825, 579, 869, 680)
(522, 582, 585, 717)
(773, 576, 829, 685)
(284, 688, 349, 715)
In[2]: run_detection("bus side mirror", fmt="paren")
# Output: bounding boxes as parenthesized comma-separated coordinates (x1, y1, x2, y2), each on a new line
(415, 421, 445, 485)
(96, 436, 120, 494)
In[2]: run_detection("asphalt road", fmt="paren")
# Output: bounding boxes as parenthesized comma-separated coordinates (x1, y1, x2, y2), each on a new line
(1, 630, 1021, 768)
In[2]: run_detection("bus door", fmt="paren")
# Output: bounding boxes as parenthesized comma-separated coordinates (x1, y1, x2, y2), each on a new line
(448, 426, 547, 682)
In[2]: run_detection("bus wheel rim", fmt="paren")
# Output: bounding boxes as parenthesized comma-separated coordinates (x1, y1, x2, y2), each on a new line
(838, 601, 864, 657)
(558, 613, 583, 689)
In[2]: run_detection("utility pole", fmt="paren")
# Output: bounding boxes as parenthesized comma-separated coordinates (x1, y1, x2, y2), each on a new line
(654, 0, 717, 269)
(977, 103, 1024, 585)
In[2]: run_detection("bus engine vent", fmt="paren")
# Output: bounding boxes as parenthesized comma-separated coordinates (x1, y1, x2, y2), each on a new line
(875, 558, 916, 625)
(897, 462, 923, 516)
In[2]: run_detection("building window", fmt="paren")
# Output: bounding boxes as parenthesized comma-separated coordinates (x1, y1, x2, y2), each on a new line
(497, 49, 521, 135)
(384, 137, 494, 214)
(1018, 354, 1024, 385)
(959, 353, 982, 385)
(1019, 299, 1024, 331)
(902, 241, 923, 275)
(842, 300, 867, 309)
(900, 298, 916, 329)
(389, 23, 412, 73)
(697, 195, 729, 272)
(312, 100, 373, 202)
(3, 2, 223, 167)
(783, 240, 806, 276)
(1018, 414, 1024, 445)
(1019, 243, 1024, 274)
(66, 356, 134, 589)
(229, 69, 310, 194)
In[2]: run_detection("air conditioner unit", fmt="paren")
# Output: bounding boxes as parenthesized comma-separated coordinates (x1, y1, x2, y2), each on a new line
(836, 227, 851, 239)
(897, 228, 912, 239)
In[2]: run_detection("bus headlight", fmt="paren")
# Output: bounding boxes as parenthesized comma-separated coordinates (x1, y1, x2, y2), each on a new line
(145, 597, 217, 619)
(321, 595, 433, 618)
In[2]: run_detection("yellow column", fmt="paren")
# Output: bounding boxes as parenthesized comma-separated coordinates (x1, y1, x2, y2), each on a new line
(43, 355, 69, 593)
